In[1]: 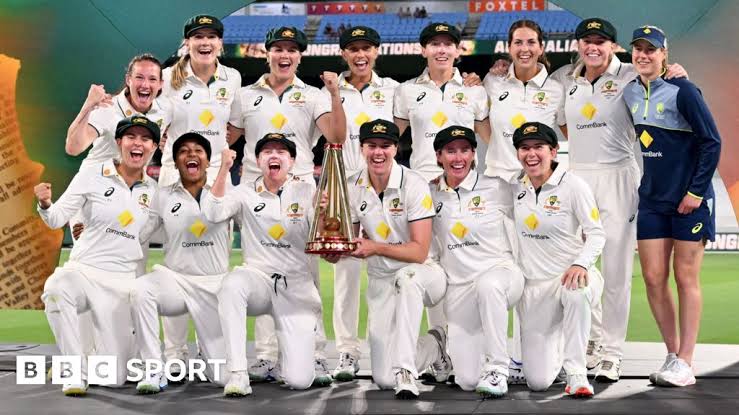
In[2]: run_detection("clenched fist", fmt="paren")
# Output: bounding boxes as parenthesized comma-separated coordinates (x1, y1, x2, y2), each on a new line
(34, 183, 53, 209)
(84, 84, 112, 110)
(221, 148, 237, 171)
(320, 71, 340, 96)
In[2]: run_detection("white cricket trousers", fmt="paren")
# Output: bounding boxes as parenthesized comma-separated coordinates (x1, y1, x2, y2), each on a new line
(218, 265, 322, 390)
(131, 265, 227, 384)
(333, 255, 362, 357)
(519, 269, 604, 391)
(367, 261, 447, 389)
(254, 255, 327, 361)
(41, 261, 136, 385)
(445, 264, 525, 391)
(573, 159, 639, 359)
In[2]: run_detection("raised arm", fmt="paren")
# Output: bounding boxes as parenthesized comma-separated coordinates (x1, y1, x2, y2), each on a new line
(66, 84, 112, 156)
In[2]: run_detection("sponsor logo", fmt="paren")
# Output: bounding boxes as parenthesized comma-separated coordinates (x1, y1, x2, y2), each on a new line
(498, 91, 509, 101)
(517, 191, 526, 200)
(105, 228, 136, 240)
(183, 90, 193, 100)
(360, 201, 368, 211)
(182, 241, 215, 248)
(104, 187, 114, 197)
(416, 92, 426, 102)
(260, 240, 292, 249)
(656, 102, 665, 114)
(171, 203, 181, 213)
(576, 121, 607, 130)
(341, 96, 345, 104)
(254, 96, 262, 106)
(254, 202, 266, 212)
(692, 222, 703, 234)
(447, 240, 480, 251)
(521, 231, 550, 240)
(642, 151, 663, 158)
(435, 201, 443, 213)
(569, 85, 578, 95)
(631, 103, 639, 114)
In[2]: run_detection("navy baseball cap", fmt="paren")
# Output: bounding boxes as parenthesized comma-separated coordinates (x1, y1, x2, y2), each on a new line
(512, 122, 558, 149)
(359, 119, 399, 143)
(255, 133, 297, 158)
(631, 26, 667, 49)
(184, 15, 224, 38)
(434, 126, 477, 151)
(115, 115, 161, 144)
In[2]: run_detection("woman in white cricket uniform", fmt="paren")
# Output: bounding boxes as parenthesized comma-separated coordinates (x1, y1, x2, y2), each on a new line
(203, 134, 322, 396)
(326, 26, 398, 381)
(550, 18, 688, 381)
(159, 15, 242, 187)
(157, 14, 242, 368)
(35, 116, 160, 396)
(131, 133, 235, 394)
(227, 26, 345, 384)
(510, 121, 605, 397)
(430, 125, 524, 398)
(325, 119, 449, 399)
(393, 22, 489, 367)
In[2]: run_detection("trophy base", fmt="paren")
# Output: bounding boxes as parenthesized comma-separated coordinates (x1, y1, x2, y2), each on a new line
(305, 237, 357, 254)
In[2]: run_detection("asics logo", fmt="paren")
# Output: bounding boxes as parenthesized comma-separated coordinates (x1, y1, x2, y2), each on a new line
(517, 191, 526, 200)
(569, 86, 578, 95)
(254, 96, 262, 106)
(254, 203, 266, 212)
(183, 90, 193, 100)
(416, 92, 426, 102)
(171, 202, 181, 213)
(104, 187, 115, 197)
(360, 201, 367, 211)
(498, 91, 509, 101)
(691, 222, 703, 234)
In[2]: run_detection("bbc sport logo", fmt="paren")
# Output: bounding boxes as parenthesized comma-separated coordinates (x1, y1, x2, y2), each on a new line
(15, 356, 226, 385)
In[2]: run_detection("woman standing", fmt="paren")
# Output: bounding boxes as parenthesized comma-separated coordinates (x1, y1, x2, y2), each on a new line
(624, 26, 721, 387)
(327, 26, 398, 381)
(35, 116, 160, 396)
(510, 121, 605, 397)
(430, 125, 524, 398)
(227, 26, 346, 385)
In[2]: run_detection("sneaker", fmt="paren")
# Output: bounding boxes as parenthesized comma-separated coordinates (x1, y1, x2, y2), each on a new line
(594, 357, 621, 383)
(565, 374, 594, 398)
(62, 381, 88, 397)
(476, 370, 508, 399)
(554, 367, 567, 384)
(223, 372, 252, 397)
(136, 370, 168, 394)
(312, 359, 333, 386)
(586, 341, 602, 370)
(333, 353, 360, 382)
(507, 359, 526, 385)
(650, 353, 677, 385)
(394, 369, 419, 399)
(656, 358, 696, 387)
(427, 326, 452, 383)
(248, 359, 276, 382)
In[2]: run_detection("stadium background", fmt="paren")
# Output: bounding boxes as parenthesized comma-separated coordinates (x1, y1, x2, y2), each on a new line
(0, 1, 736, 343)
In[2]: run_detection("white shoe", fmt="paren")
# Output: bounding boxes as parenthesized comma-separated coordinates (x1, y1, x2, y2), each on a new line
(312, 359, 333, 386)
(656, 358, 696, 387)
(62, 381, 88, 397)
(565, 374, 594, 398)
(586, 341, 602, 370)
(248, 359, 276, 382)
(427, 326, 452, 383)
(394, 369, 419, 399)
(270, 361, 284, 384)
(594, 357, 621, 383)
(476, 370, 508, 399)
(136, 370, 168, 394)
(333, 353, 359, 382)
(223, 372, 252, 397)
(507, 359, 526, 385)
(650, 352, 677, 385)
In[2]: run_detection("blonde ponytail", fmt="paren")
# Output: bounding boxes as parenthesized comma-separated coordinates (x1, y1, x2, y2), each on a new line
(171, 55, 190, 90)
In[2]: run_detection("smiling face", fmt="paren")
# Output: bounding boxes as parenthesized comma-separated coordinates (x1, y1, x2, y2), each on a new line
(516, 140, 557, 181)
(341, 40, 378, 78)
(509, 27, 543, 73)
(257, 141, 295, 183)
(267, 41, 301, 82)
(186, 28, 223, 67)
(421, 35, 460, 72)
(116, 126, 157, 170)
(175, 140, 209, 185)
(578, 34, 615, 70)
(125, 60, 162, 113)
(632, 39, 667, 80)
(361, 138, 397, 177)
(437, 139, 474, 185)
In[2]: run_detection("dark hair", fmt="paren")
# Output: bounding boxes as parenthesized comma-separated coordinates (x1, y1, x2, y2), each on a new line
(124, 53, 163, 97)
(507, 19, 550, 70)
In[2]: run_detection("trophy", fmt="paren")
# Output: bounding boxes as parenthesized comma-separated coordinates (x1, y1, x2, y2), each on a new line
(305, 143, 357, 254)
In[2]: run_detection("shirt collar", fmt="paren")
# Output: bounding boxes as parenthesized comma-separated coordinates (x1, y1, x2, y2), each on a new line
(173, 178, 211, 193)
(254, 174, 295, 194)
(505, 63, 549, 87)
(115, 90, 159, 118)
(416, 67, 463, 86)
(438, 169, 478, 192)
(101, 158, 152, 187)
(254, 74, 306, 90)
(339, 70, 383, 90)
(186, 60, 229, 83)
(356, 161, 404, 191)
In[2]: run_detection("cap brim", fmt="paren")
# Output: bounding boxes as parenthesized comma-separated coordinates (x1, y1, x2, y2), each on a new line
(186, 25, 223, 38)
(342, 37, 380, 48)
(631, 37, 664, 48)
(576, 30, 614, 41)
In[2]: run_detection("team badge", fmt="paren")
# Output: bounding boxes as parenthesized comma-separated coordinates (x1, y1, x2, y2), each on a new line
(451, 92, 468, 107)
(370, 90, 386, 105)
(287, 202, 304, 222)
(138, 193, 150, 208)
(531, 91, 549, 109)
(389, 197, 404, 216)
(600, 80, 618, 98)
(467, 195, 486, 214)
(288, 91, 306, 106)
(543, 194, 561, 212)
(216, 87, 229, 104)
